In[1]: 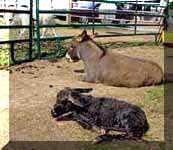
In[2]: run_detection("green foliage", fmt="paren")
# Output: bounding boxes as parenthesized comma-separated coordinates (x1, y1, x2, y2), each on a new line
(169, 2, 173, 9)
(56, 41, 68, 58)
(39, 40, 68, 59)
(0, 47, 9, 66)
(140, 86, 164, 113)
(0, 17, 4, 25)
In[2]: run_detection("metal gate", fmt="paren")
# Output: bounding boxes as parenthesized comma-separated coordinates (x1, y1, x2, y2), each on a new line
(0, 0, 169, 64)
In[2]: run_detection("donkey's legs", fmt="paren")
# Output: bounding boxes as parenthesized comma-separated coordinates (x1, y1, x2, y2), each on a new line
(83, 66, 96, 83)
(41, 28, 47, 38)
(19, 29, 27, 39)
(52, 28, 57, 37)
(41, 16, 57, 38)
(41, 26, 56, 38)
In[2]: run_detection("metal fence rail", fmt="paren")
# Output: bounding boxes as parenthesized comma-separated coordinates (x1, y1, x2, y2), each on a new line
(0, 0, 168, 64)
(0, 9, 31, 14)
(80, 0, 164, 6)
(38, 9, 165, 17)
(34, 0, 166, 57)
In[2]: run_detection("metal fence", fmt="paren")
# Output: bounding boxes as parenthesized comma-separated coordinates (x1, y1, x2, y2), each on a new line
(0, 0, 168, 64)
(0, 0, 33, 64)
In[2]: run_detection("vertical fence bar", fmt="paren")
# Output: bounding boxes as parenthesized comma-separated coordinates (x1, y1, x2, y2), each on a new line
(36, 0, 41, 58)
(67, 0, 72, 24)
(10, 42, 16, 63)
(92, 0, 95, 35)
(29, 0, 33, 60)
(134, 0, 138, 35)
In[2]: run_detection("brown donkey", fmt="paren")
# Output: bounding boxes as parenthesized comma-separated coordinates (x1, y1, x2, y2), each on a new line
(68, 30, 164, 87)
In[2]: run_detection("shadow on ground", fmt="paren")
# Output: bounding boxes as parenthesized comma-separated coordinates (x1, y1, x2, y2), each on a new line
(2, 141, 165, 150)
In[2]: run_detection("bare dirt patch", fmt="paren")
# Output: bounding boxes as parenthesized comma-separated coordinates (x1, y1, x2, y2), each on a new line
(0, 70, 9, 149)
(7, 43, 164, 146)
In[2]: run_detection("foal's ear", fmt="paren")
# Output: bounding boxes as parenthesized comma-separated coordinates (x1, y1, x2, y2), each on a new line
(68, 91, 84, 108)
(72, 88, 93, 93)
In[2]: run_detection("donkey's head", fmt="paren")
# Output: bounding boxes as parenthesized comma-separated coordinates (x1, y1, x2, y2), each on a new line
(67, 30, 105, 62)
(68, 30, 92, 61)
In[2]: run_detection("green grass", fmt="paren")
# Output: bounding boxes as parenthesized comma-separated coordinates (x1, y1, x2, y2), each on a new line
(0, 18, 4, 25)
(139, 86, 164, 114)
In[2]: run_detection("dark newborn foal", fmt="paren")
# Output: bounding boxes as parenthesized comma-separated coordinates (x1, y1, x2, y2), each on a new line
(51, 87, 149, 143)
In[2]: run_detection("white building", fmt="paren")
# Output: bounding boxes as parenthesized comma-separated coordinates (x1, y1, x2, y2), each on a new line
(0, 0, 18, 9)
(17, 0, 30, 9)
(52, 0, 71, 9)
(0, 0, 31, 10)
(0, 0, 6, 9)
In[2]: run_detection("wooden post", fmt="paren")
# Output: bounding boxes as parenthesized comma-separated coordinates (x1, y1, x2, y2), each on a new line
(66, 0, 72, 24)
(165, 2, 173, 80)
(164, 1, 173, 74)
(165, 2, 173, 150)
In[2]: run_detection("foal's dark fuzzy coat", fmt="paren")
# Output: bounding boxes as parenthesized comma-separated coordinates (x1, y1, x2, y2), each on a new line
(51, 88, 149, 142)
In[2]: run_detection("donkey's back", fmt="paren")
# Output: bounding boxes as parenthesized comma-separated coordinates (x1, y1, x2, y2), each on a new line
(97, 52, 163, 87)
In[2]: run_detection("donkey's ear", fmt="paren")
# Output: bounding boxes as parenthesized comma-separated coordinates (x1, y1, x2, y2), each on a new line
(73, 88, 93, 93)
(81, 30, 88, 36)
(80, 30, 90, 42)
(68, 91, 84, 107)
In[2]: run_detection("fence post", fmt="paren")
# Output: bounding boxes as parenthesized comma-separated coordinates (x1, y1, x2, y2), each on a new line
(36, 0, 41, 58)
(165, 2, 173, 150)
(92, 0, 95, 35)
(67, 0, 72, 24)
(134, 0, 138, 35)
(10, 42, 16, 63)
(29, 0, 33, 60)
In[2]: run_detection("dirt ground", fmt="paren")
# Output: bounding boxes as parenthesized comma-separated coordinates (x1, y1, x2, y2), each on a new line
(0, 70, 9, 149)
(10, 45, 163, 133)
(0, 36, 164, 149)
